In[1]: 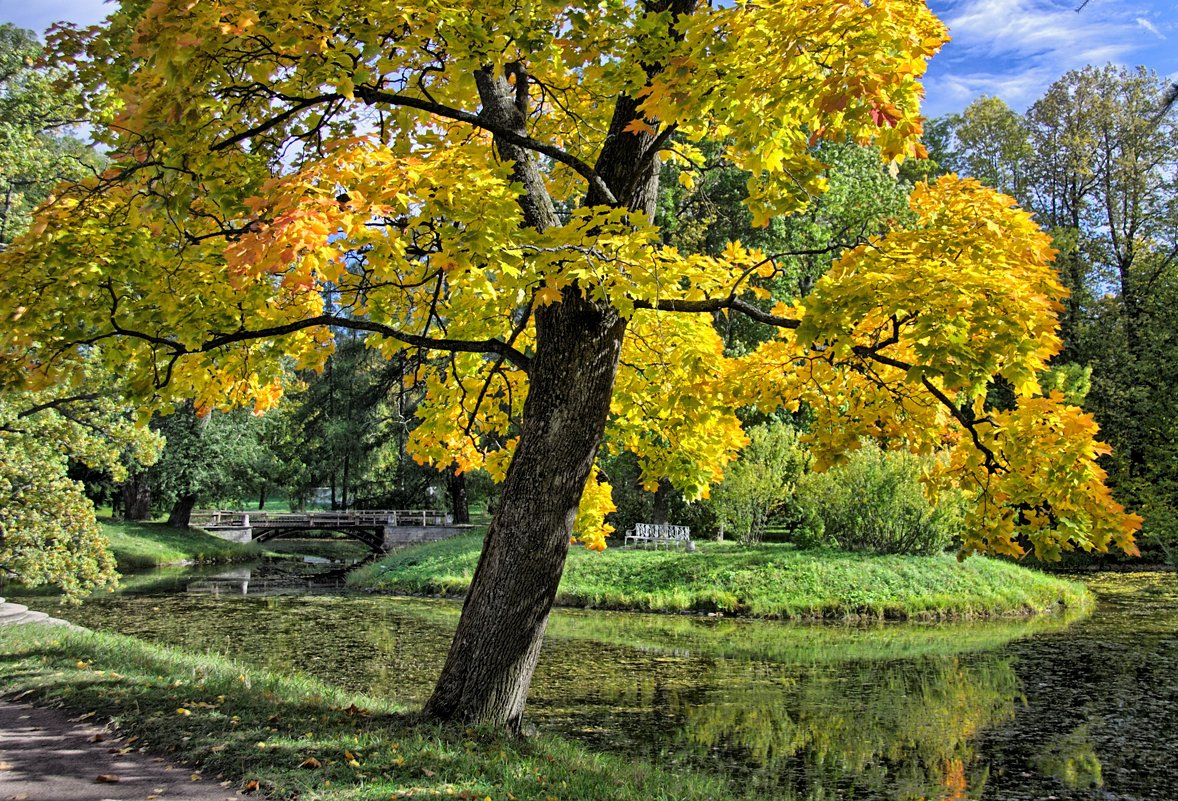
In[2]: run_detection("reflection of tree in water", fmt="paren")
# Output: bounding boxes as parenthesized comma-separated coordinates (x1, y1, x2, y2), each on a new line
(1034, 724, 1102, 791)
(56, 590, 1111, 801)
(666, 655, 1019, 799)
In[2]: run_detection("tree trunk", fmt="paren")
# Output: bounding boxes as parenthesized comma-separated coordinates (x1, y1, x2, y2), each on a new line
(122, 473, 152, 520)
(422, 0, 691, 730)
(167, 493, 197, 529)
(447, 467, 470, 525)
(422, 292, 626, 729)
(258, 485, 267, 511)
(651, 479, 672, 524)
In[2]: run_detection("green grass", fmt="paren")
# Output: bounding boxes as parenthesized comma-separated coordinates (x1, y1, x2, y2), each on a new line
(349, 534, 1091, 619)
(102, 519, 264, 570)
(0, 625, 742, 801)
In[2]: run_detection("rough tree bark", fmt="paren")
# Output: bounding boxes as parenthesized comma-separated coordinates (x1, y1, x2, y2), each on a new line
(422, 293, 626, 728)
(167, 493, 197, 529)
(122, 472, 152, 520)
(423, 0, 693, 729)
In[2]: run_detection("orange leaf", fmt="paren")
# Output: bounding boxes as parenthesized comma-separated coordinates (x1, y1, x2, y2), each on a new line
(623, 118, 656, 136)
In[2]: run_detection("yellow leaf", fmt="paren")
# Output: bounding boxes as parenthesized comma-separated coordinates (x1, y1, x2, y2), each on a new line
(534, 285, 562, 307)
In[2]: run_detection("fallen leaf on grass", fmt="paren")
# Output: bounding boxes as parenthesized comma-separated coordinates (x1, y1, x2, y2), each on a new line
(94, 773, 120, 783)
(422, 768, 435, 777)
(243, 779, 260, 793)
(176, 708, 191, 716)
(299, 757, 322, 769)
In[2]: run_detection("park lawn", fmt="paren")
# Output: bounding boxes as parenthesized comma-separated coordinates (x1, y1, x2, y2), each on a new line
(0, 624, 740, 801)
(102, 519, 263, 570)
(349, 534, 1091, 619)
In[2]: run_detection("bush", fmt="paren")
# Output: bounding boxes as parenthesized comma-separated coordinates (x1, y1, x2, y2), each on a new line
(796, 443, 962, 555)
(710, 422, 810, 544)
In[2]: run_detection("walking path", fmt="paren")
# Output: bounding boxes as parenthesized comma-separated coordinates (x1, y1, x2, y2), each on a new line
(0, 600, 247, 801)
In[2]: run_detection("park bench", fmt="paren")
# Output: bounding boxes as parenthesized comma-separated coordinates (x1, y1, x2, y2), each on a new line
(623, 522, 695, 550)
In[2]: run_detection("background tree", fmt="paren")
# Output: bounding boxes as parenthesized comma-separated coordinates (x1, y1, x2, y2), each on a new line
(0, 376, 162, 599)
(0, 24, 159, 597)
(934, 66, 1178, 559)
(146, 405, 268, 527)
(937, 96, 1031, 203)
(2, 0, 1139, 728)
(0, 24, 98, 246)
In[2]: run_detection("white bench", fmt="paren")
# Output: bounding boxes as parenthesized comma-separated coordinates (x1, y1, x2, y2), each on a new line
(624, 522, 694, 550)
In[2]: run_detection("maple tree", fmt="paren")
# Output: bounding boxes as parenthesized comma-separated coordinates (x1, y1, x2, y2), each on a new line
(0, 0, 1140, 727)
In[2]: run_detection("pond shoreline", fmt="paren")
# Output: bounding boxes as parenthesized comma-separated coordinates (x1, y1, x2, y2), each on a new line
(354, 584, 1088, 622)
(0, 624, 740, 801)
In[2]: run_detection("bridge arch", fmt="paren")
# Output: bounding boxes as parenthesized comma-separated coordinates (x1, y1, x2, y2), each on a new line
(250, 526, 385, 552)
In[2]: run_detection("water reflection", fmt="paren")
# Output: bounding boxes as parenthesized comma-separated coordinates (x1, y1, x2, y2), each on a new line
(185, 560, 349, 595)
(15, 569, 1178, 801)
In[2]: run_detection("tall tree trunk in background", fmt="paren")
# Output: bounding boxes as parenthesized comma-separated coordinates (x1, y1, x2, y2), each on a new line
(258, 485, 267, 510)
(651, 479, 672, 524)
(122, 473, 152, 520)
(167, 493, 197, 528)
(447, 467, 470, 524)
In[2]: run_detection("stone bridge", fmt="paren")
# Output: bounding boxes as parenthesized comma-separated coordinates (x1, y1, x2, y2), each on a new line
(191, 509, 471, 551)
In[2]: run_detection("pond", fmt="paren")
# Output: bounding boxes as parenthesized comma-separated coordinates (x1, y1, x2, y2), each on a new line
(15, 559, 1178, 801)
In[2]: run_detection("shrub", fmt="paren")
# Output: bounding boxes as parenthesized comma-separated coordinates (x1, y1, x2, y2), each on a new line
(796, 442, 962, 555)
(710, 422, 810, 544)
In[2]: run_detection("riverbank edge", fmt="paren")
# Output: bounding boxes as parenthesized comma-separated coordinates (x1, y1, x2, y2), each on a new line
(0, 624, 742, 801)
(349, 534, 1093, 621)
(102, 519, 266, 570)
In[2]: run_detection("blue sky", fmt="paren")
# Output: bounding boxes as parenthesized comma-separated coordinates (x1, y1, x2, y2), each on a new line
(3, 0, 1176, 119)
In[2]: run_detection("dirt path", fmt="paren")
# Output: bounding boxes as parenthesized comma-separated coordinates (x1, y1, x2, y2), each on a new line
(0, 700, 247, 801)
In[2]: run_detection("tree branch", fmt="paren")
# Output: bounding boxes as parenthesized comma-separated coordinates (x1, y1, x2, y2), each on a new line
(632, 295, 801, 329)
(83, 312, 532, 376)
(354, 86, 618, 206)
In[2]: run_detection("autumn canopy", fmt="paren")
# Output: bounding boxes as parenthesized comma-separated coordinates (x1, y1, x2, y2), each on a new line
(0, 0, 1139, 727)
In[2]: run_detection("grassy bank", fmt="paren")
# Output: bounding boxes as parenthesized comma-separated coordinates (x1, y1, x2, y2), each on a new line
(103, 519, 263, 570)
(349, 534, 1090, 619)
(0, 624, 739, 801)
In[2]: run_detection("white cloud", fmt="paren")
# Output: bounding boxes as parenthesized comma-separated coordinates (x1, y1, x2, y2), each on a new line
(937, 69, 1055, 108)
(1136, 17, 1165, 38)
(923, 0, 1164, 114)
(945, 0, 1139, 63)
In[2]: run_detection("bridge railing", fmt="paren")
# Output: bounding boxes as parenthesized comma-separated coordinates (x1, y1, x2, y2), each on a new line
(191, 509, 454, 528)
(190, 510, 249, 528)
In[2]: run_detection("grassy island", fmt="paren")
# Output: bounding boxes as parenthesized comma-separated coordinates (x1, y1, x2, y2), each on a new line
(0, 624, 736, 801)
(349, 534, 1090, 620)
